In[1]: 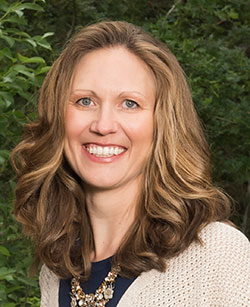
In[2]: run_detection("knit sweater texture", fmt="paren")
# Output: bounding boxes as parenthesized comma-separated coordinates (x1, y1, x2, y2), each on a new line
(39, 222, 250, 306)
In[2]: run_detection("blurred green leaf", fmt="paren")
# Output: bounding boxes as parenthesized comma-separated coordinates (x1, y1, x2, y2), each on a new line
(0, 246, 10, 257)
(0, 268, 16, 281)
(18, 53, 46, 64)
(0, 92, 14, 108)
(1, 35, 15, 47)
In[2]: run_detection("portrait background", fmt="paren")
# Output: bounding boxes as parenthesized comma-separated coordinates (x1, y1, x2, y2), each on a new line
(0, 0, 249, 305)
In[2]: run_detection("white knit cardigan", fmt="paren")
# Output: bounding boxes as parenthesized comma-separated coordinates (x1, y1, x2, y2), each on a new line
(39, 222, 250, 306)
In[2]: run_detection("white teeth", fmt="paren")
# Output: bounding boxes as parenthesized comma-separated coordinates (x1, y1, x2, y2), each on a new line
(103, 147, 109, 155)
(97, 147, 102, 155)
(86, 145, 125, 157)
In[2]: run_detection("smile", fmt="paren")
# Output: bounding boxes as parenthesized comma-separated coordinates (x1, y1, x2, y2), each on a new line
(84, 144, 126, 157)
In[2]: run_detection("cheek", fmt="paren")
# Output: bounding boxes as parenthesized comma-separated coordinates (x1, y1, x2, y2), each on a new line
(64, 107, 85, 139)
(65, 107, 75, 137)
(125, 114, 154, 146)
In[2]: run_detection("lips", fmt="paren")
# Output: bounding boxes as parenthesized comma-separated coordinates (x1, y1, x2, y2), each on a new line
(83, 144, 127, 158)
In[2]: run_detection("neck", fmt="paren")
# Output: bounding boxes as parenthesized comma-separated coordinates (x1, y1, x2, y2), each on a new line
(85, 179, 141, 262)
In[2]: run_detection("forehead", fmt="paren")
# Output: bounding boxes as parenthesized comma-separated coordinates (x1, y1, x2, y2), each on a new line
(71, 46, 156, 97)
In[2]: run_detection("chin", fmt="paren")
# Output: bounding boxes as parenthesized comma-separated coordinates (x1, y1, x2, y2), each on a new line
(80, 176, 121, 190)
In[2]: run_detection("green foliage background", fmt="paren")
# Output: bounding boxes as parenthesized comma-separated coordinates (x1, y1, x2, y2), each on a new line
(0, 0, 249, 305)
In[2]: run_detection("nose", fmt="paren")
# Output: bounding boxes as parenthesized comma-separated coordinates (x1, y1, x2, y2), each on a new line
(90, 105, 118, 136)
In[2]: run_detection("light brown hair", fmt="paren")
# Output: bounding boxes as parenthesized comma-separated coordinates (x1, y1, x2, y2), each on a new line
(11, 21, 231, 279)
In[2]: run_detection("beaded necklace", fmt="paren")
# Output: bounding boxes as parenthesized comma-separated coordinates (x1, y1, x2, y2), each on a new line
(70, 266, 120, 307)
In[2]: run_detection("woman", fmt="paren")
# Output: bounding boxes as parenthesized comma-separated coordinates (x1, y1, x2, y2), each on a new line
(12, 21, 249, 306)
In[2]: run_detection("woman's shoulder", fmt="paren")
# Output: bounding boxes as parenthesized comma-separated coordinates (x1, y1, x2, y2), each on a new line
(173, 222, 250, 305)
(118, 222, 250, 307)
(39, 264, 59, 307)
(179, 221, 249, 281)
(200, 221, 249, 244)
(198, 221, 249, 260)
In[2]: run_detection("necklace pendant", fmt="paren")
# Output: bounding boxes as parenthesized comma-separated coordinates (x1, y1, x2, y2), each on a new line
(85, 293, 95, 304)
(78, 299, 85, 306)
(70, 297, 77, 307)
(71, 266, 120, 307)
(103, 288, 114, 300)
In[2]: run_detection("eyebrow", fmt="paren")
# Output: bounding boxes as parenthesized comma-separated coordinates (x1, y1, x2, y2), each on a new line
(70, 89, 97, 97)
(118, 91, 146, 99)
(71, 89, 146, 99)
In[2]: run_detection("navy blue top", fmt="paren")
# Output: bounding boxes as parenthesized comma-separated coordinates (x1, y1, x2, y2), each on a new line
(59, 257, 136, 306)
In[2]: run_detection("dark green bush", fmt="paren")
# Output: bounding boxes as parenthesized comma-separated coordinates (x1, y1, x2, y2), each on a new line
(0, 0, 52, 305)
(144, 0, 250, 234)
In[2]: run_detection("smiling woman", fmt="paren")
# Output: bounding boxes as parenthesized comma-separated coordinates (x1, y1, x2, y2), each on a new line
(11, 21, 249, 307)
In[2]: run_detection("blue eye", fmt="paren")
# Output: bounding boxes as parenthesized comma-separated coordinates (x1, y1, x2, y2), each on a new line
(76, 97, 93, 106)
(124, 99, 138, 109)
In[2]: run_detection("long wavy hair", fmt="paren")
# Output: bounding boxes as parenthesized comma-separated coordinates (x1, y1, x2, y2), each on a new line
(11, 21, 231, 279)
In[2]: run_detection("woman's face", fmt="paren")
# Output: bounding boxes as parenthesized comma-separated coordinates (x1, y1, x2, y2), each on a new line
(64, 46, 156, 191)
